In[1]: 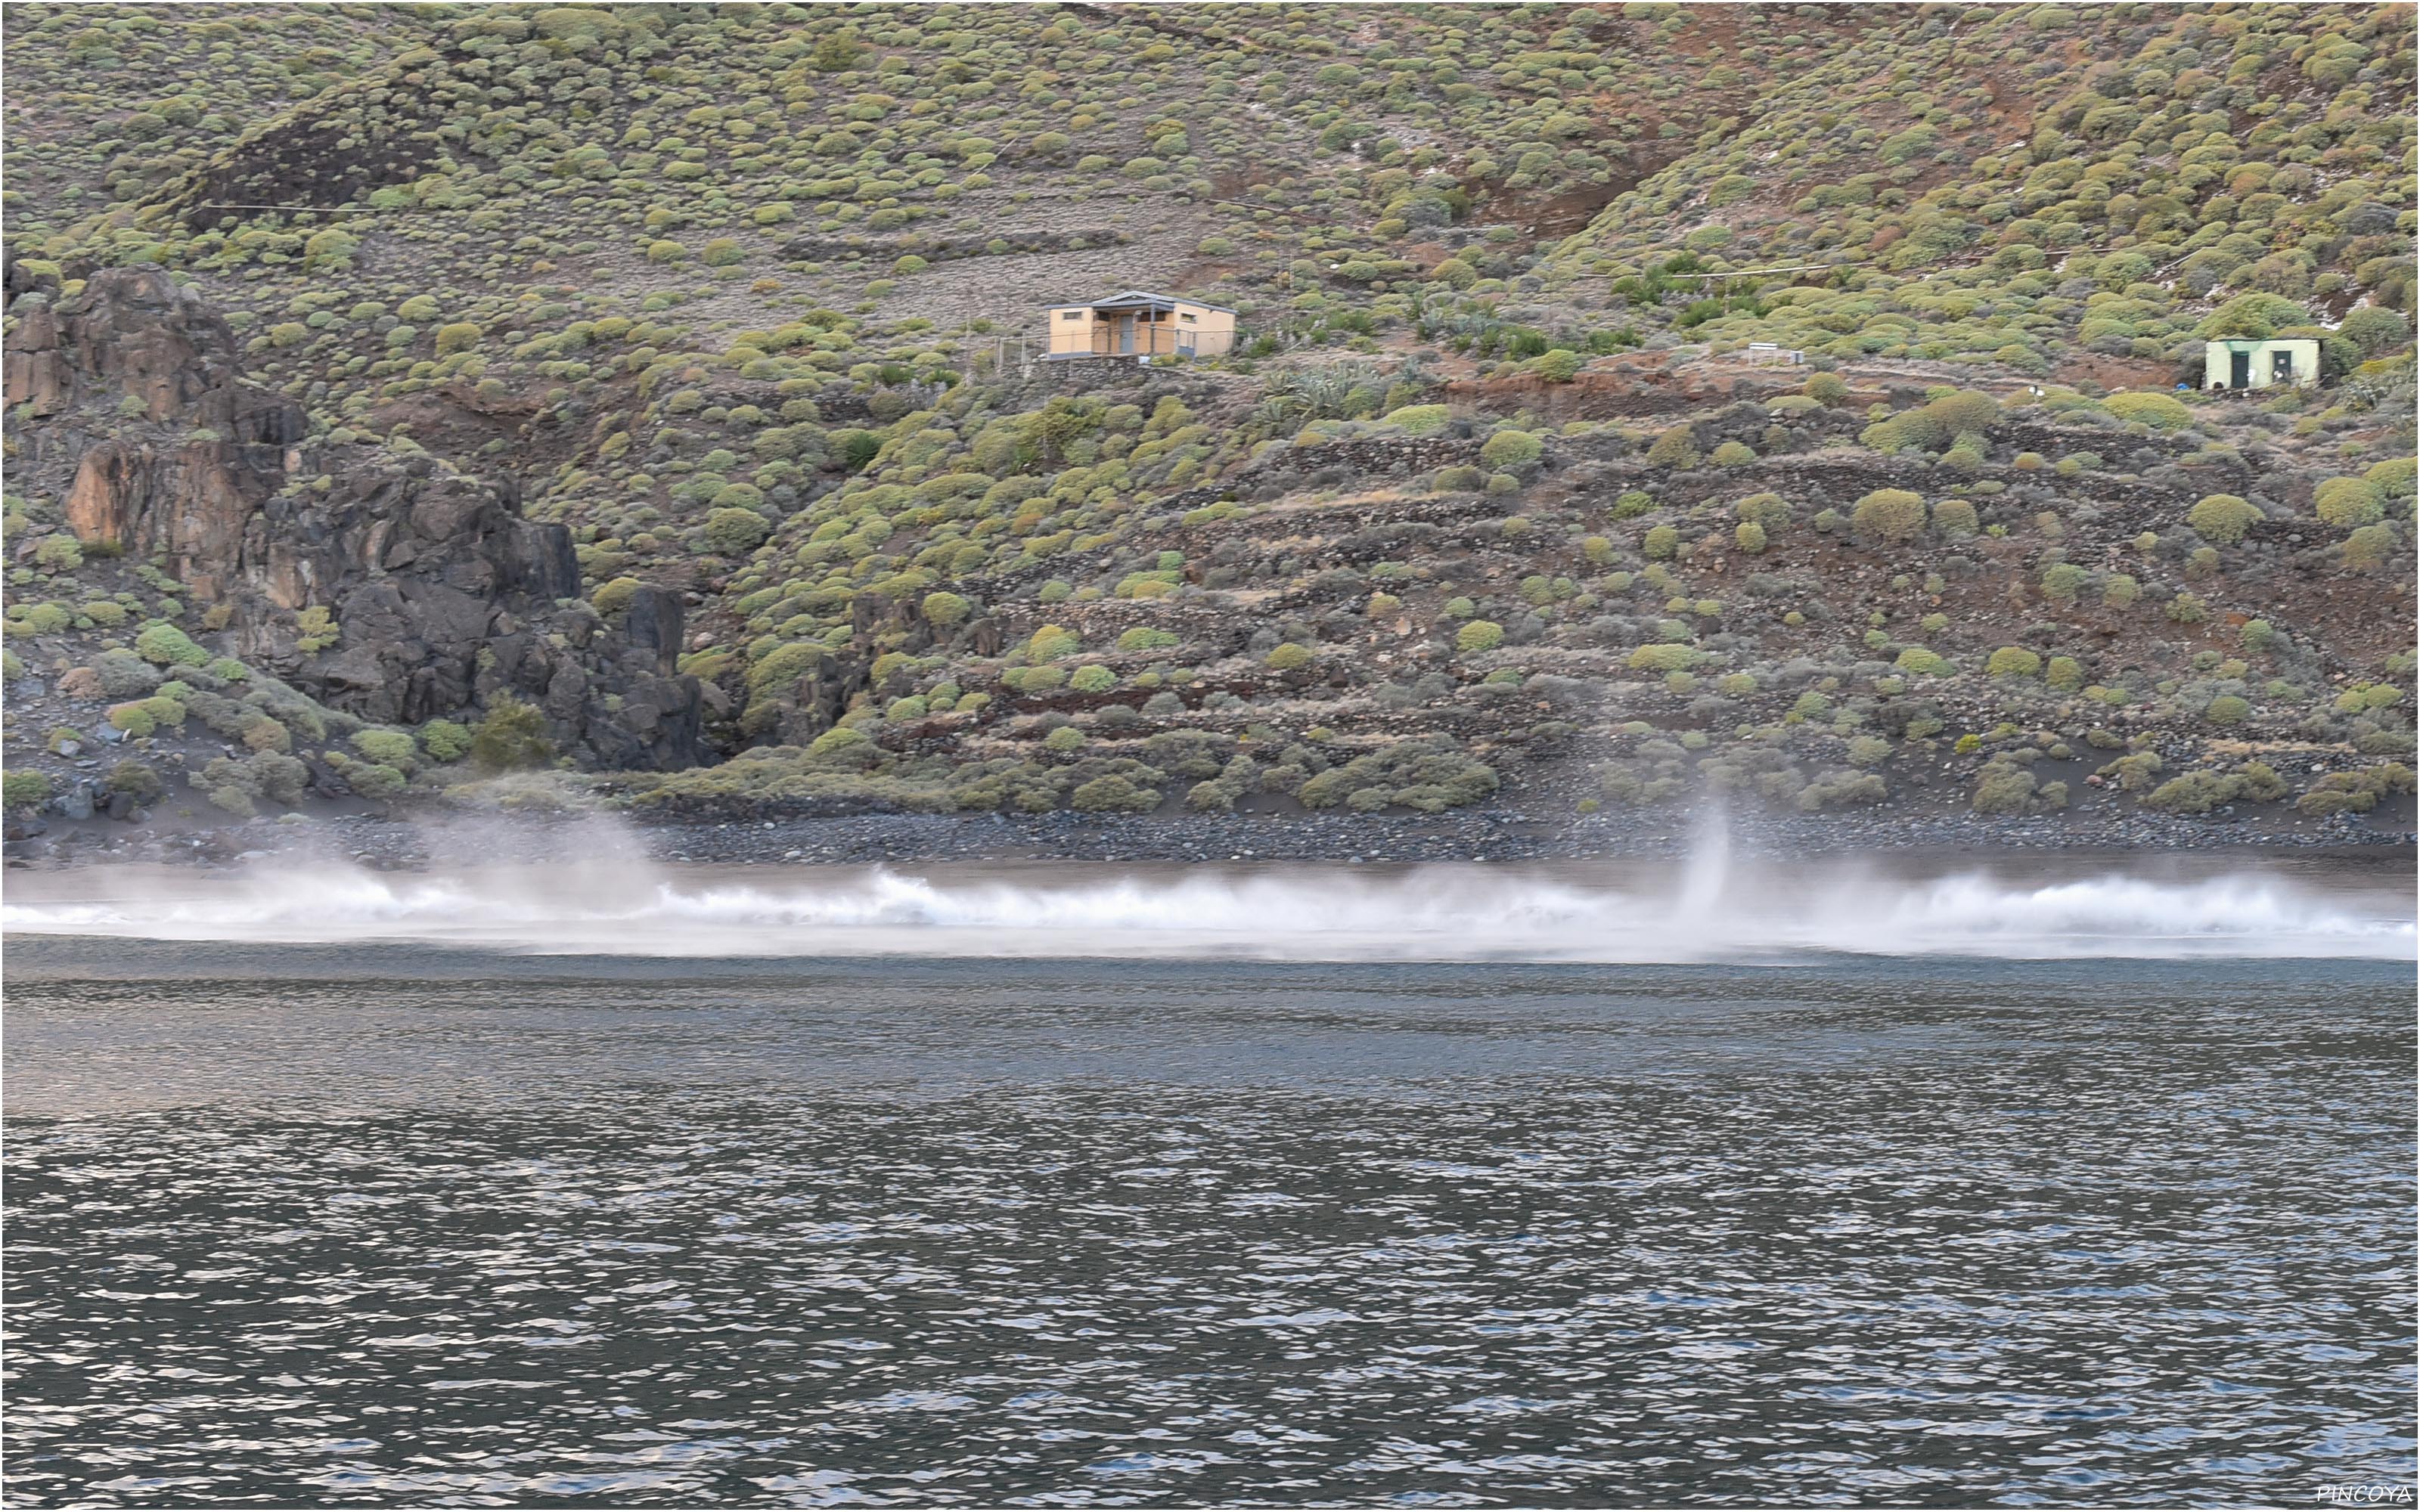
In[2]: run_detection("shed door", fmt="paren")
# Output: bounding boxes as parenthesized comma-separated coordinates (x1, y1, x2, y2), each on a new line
(1118, 318, 1135, 355)
(2229, 350, 2251, 388)
(2270, 350, 2294, 384)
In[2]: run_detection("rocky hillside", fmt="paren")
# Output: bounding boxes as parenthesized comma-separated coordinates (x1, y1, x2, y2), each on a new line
(4, 3, 2414, 842)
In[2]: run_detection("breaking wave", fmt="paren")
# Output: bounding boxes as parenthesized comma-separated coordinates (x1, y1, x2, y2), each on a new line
(5, 849, 2410, 962)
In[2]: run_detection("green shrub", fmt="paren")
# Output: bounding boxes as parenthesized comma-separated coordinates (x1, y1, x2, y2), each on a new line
(470, 694, 555, 771)
(703, 508, 772, 555)
(420, 719, 473, 763)
(1384, 404, 1452, 435)
(591, 576, 643, 615)
(1432, 464, 1485, 492)
(352, 729, 418, 770)
(1986, 646, 2041, 678)
(2314, 476, 2385, 528)
(1071, 773, 1159, 812)
(103, 761, 163, 805)
(2102, 392, 2194, 431)
(2344, 523, 2399, 570)
(1070, 664, 1117, 692)
(1266, 642, 1313, 670)
(1971, 760, 2037, 813)
(2145, 762, 2285, 813)
(2188, 494, 2260, 544)
(1028, 624, 1079, 661)
(1478, 429, 1542, 468)
(922, 591, 971, 626)
(2, 770, 53, 809)
(1643, 423, 1699, 468)
(1643, 524, 1679, 559)
(1627, 644, 1702, 673)
(1531, 349, 1582, 383)
(2297, 764, 2417, 815)
(1850, 489, 1926, 544)
(133, 621, 208, 667)
(296, 606, 340, 653)
(348, 763, 408, 798)
(1456, 620, 1505, 653)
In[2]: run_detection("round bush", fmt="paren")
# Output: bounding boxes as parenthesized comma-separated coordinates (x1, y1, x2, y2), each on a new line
(2187, 494, 2260, 544)
(1851, 489, 1927, 544)
(133, 622, 209, 667)
(1644, 423, 1699, 468)
(1986, 646, 2043, 678)
(1627, 644, 1702, 673)
(352, 729, 418, 770)
(1265, 642, 1313, 670)
(703, 508, 771, 555)
(1478, 429, 1542, 468)
(1455, 620, 1505, 653)
(591, 576, 643, 615)
(2103, 392, 2194, 431)
(2314, 477, 2385, 528)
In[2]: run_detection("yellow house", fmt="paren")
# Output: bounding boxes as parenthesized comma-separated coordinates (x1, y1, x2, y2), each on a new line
(2204, 336, 2319, 390)
(1045, 290, 1236, 361)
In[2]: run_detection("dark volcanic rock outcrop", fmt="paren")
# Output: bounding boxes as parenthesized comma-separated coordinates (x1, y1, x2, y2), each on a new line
(6, 268, 703, 769)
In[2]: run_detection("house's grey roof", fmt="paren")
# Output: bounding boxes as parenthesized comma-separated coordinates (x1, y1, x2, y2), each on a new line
(1053, 289, 1238, 314)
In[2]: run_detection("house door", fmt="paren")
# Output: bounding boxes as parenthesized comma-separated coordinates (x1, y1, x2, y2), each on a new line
(1118, 318, 1135, 355)
(2229, 350, 2251, 388)
(2271, 350, 2295, 385)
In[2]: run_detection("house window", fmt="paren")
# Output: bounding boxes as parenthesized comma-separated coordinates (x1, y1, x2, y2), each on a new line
(1179, 311, 1198, 324)
(1060, 311, 1084, 321)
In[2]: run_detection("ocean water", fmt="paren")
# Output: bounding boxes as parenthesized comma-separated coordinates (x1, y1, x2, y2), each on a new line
(3, 857, 2414, 1506)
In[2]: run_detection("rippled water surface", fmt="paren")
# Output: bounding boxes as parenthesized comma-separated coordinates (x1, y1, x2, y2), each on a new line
(5, 937, 2413, 1506)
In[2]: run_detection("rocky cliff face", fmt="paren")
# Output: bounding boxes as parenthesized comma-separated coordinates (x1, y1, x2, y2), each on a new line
(5, 268, 704, 770)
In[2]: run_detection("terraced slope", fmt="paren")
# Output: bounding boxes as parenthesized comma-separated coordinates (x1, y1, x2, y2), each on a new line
(4, 3, 2414, 836)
